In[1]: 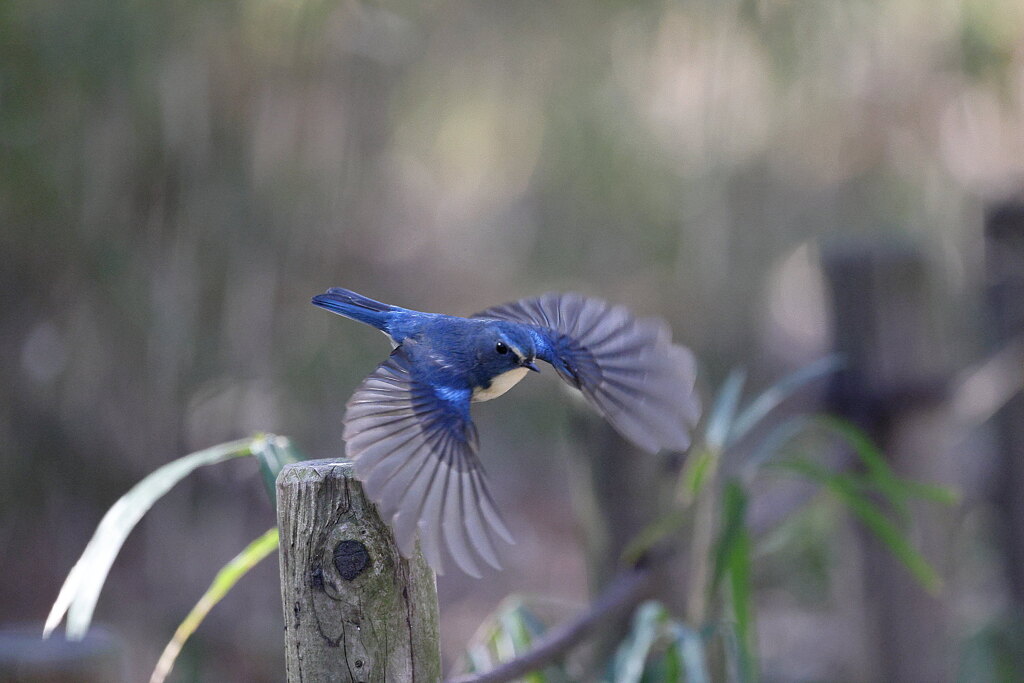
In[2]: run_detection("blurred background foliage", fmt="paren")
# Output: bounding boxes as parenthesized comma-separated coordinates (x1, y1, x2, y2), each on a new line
(3, 0, 1024, 680)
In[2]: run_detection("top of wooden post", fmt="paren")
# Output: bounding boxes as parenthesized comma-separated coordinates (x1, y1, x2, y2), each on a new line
(276, 458, 440, 683)
(822, 241, 948, 419)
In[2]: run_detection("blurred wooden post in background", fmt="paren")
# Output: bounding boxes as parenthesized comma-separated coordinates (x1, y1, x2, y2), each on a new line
(823, 243, 951, 682)
(567, 417, 676, 675)
(277, 460, 440, 683)
(985, 201, 1024, 612)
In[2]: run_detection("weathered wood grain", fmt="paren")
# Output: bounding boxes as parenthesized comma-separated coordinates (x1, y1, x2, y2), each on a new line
(277, 459, 440, 682)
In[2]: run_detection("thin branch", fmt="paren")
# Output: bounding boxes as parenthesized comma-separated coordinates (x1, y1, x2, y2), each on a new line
(446, 566, 656, 683)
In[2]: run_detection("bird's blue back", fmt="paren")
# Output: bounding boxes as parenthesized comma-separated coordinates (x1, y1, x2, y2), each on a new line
(312, 287, 537, 391)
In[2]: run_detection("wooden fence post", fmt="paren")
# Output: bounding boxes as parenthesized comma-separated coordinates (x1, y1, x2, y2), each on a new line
(823, 242, 952, 682)
(276, 459, 441, 683)
(985, 201, 1024, 611)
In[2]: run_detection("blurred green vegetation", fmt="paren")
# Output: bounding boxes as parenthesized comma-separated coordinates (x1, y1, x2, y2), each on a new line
(3, 0, 1024, 679)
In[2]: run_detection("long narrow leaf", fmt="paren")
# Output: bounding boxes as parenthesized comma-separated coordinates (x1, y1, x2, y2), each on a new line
(500, 607, 548, 683)
(462, 597, 520, 675)
(44, 437, 257, 640)
(831, 471, 959, 510)
(150, 528, 279, 683)
(465, 643, 495, 675)
(728, 356, 842, 448)
(678, 446, 719, 505)
(463, 598, 567, 682)
(613, 601, 664, 683)
(251, 434, 303, 507)
(659, 640, 684, 683)
(719, 621, 750, 683)
(815, 416, 910, 516)
(728, 527, 755, 682)
(740, 415, 813, 482)
(706, 370, 746, 452)
(492, 609, 520, 665)
(894, 479, 960, 506)
(666, 622, 710, 683)
(744, 415, 959, 509)
(814, 416, 959, 513)
(710, 483, 748, 596)
(498, 606, 535, 656)
(621, 509, 688, 568)
(774, 459, 942, 593)
(710, 483, 756, 682)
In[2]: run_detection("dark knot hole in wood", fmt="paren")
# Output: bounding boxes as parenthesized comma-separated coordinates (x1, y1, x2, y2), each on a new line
(333, 539, 370, 580)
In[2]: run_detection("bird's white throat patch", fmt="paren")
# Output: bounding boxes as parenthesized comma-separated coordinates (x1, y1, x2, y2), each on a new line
(472, 367, 529, 402)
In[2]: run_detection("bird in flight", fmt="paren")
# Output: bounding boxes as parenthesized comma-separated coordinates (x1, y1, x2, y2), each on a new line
(313, 288, 701, 577)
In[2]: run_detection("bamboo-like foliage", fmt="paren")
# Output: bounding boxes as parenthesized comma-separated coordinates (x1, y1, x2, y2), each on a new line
(456, 358, 957, 682)
(44, 434, 300, 679)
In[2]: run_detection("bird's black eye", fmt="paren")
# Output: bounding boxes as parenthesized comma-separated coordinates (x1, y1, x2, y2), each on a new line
(495, 341, 509, 355)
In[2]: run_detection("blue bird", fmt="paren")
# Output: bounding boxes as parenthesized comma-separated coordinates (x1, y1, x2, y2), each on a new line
(313, 288, 701, 577)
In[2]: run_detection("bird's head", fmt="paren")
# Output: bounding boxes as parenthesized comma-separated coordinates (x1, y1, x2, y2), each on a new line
(482, 322, 540, 375)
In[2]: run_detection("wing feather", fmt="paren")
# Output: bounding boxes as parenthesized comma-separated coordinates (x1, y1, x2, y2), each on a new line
(462, 469, 502, 569)
(475, 293, 701, 453)
(441, 456, 482, 577)
(343, 347, 512, 576)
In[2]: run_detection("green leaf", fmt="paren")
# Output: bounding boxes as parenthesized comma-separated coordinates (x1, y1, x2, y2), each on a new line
(620, 508, 688, 568)
(719, 620, 751, 683)
(497, 604, 558, 683)
(728, 530, 755, 683)
(659, 639, 684, 683)
(491, 610, 519, 664)
(613, 603, 710, 683)
(679, 446, 719, 504)
(740, 415, 813, 480)
(896, 479, 961, 506)
(816, 416, 911, 516)
(44, 437, 258, 640)
(710, 483, 748, 595)
(666, 622, 710, 683)
(251, 433, 304, 507)
(516, 603, 550, 641)
(813, 416, 960, 513)
(149, 528, 279, 683)
(465, 643, 494, 675)
(705, 370, 746, 452)
(710, 483, 756, 682)
(613, 601, 665, 683)
(728, 356, 842, 448)
(498, 605, 535, 655)
(742, 414, 959, 510)
(774, 459, 943, 593)
(463, 598, 567, 682)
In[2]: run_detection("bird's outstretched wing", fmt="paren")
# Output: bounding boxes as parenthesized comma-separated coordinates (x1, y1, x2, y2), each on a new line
(344, 346, 513, 577)
(475, 293, 701, 453)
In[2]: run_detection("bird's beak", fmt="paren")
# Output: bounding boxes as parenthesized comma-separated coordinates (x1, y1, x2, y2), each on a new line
(524, 359, 540, 373)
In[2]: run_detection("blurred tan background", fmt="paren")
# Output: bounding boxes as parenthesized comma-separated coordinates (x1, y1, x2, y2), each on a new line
(3, 0, 1024, 680)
